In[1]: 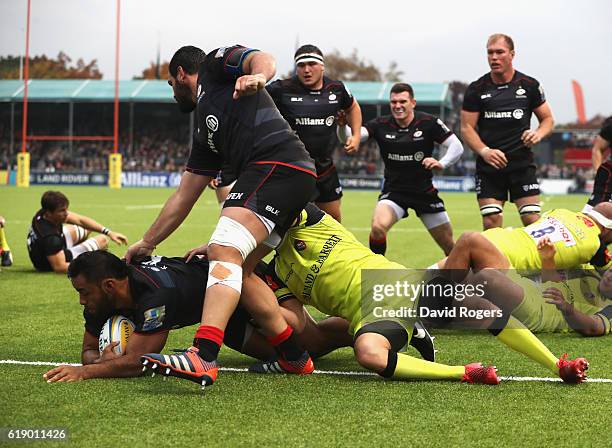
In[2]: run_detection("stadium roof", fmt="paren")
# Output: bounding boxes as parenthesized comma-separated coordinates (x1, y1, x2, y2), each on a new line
(0, 79, 451, 107)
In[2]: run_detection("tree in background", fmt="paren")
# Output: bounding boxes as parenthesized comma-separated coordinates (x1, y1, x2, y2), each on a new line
(0, 52, 102, 79)
(134, 61, 169, 80)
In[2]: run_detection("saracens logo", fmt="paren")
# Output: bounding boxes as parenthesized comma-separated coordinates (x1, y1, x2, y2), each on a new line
(206, 115, 219, 131)
(414, 151, 425, 162)
(512, 109, 524, 120)
(294, 239, 307, 251)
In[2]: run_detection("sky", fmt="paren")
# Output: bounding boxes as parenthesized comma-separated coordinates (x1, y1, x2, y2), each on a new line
(1, 0, 610, 124)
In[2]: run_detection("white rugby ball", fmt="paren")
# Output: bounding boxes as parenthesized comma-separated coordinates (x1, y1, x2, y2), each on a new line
(99, 315, 135, 355)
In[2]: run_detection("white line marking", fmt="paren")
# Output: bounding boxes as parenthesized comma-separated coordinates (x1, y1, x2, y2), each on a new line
(3, 360, 611, 383)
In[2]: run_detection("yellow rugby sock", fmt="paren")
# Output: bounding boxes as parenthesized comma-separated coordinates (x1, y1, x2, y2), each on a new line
(492, 315, 558, 374)
(388, 352, 464, 381)
(0, 226, 9, 251)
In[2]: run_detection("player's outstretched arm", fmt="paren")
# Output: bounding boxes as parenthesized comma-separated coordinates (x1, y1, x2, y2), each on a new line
(65, 211, 127, 245)
(43, 331, 169, 382)
(543, 288, 606, 336)
(125, 171, 209, 263)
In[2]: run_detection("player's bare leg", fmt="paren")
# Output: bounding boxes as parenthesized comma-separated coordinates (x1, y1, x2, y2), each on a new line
(442, 231, 511, 283)
(478, 198, 505, 230)
(515, 195, 541, 226)
(369, 201, 400, 255)
(423, 220, 454, 256)
(316, 198, 342, 222)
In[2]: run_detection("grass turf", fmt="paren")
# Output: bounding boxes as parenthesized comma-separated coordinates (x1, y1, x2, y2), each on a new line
(0, 186, 610, 447)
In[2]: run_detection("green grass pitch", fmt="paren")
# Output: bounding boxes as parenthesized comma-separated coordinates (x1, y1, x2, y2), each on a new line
(0, 186, 610, 447)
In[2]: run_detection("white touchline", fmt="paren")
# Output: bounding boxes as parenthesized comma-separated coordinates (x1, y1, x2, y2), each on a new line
(2, 359, 612, 383)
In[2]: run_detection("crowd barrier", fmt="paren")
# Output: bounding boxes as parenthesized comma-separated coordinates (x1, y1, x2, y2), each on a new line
(3, 171, 580, 194)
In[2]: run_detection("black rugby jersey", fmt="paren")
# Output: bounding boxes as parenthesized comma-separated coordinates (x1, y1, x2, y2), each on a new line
(364, 112, 453, 193)
(186, 45, 315, 178)
(84, 256, 208, 336)
(27, 210, 69, 271)
(266, 76, 354, 171)
(462, 70, 546, 173)
(600, 117, 612, 162)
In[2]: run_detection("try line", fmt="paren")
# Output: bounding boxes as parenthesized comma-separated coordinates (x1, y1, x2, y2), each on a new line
(2, 359, 611, 383)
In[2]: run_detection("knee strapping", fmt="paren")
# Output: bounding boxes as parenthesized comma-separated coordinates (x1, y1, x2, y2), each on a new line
(480, 204, 503, 216)
(206, 260, 243, 294)
(209, 216, 257, 261)
(518, 203, 541, 215)
(68, 237, 100, 258)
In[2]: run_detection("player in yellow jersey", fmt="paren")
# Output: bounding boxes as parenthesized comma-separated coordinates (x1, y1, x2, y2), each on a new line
(220, 204, 588, 383)
(457, 237, 612, 336)
(439, 203, 612, 275)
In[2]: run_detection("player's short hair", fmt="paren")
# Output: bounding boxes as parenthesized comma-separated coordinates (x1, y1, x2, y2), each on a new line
(169, 46, 206, 77)
(487, 33, 514, 51)
(68, 250, 129, 283)
(294, 44, 324, 65)
(390, 83, 414, 98)
(41, 190, 69, 212)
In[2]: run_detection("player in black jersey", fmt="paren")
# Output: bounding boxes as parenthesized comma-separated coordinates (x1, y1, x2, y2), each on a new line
(265, 44, 362, 222)
(125, 45, 318, 388)
(338, 83, 464, 256)
(461, 33, 554, 230)
(584, 116, 612, 212)
(43, 251, 351, 383)
(27, 190, 128, 273)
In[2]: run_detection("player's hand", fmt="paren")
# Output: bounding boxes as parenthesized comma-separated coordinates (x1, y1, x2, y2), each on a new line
(233, 73, 266, 99)
(43, 365, 86, 383)
(208, 178, 219, 190)
(125, 239, 155, 264)
(543, 287, 573, 314)
(537, 236, 556, 260)
(108, 231, 128, 246)
(0, 216, 5, 227)
(422, 157, 444, 171)
(481, 148, 507, 169)
(344, 135, 360, 154)
(336, 110, 347, 127)
(184, 244, 209, 263)
(521, 129, 542, 148)
(94, 342, 123, 363)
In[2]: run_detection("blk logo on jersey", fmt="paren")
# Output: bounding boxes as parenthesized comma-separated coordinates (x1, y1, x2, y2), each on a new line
(480, 93, 492, 99)
(294, 239, 307, 251)
(265, 205, 280, 215)
(290, 97, 303, 102)
(328, 93, 336, 101)
(413, 130, 423, 138)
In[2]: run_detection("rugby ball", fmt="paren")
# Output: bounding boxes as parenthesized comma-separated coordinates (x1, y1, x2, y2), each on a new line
(99, 315, 135, 355)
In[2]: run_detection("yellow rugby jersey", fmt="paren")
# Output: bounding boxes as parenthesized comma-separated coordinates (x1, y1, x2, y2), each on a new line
(483, 209, 610, 271)
(265, 204, 410, 332)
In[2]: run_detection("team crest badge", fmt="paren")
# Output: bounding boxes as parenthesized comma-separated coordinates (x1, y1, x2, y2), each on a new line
(294, 240, 307, 251)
